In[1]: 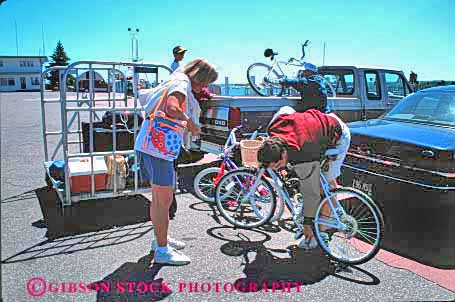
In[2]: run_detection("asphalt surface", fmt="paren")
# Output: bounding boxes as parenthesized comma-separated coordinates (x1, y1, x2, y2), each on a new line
(1, 92, 454, 302)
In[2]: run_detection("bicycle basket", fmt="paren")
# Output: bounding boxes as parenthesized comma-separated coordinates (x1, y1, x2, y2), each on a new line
(240, 139, 263, 168)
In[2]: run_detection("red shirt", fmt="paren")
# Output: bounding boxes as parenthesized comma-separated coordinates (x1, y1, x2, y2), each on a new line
(268, 109, 342, 163)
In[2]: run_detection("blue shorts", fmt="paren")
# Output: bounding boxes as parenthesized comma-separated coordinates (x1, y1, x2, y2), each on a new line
(137, 151, 175, 187)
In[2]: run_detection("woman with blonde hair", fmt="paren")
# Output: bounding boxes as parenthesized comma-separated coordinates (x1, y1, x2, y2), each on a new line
(135, 58, 218, 265)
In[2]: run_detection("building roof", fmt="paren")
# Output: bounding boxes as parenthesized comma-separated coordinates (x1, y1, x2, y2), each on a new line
(0, 72, 44, 75)
(0, 56, 48, 59)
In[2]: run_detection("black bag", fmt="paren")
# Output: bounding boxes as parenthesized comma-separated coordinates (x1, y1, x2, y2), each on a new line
(82, 121, 136, 152)
(102, 111, 144, 130)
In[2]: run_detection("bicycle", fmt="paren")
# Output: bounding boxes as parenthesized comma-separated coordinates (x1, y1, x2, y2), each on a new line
(214, 149, 384, 265)
(194, 126, 287, 223)
(193, 125, 260, 203)
(193, 126, 249, 202)
(246, 41, 336, 97)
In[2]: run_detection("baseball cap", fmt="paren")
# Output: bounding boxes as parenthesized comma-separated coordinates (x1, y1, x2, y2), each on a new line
(302, 62, 318, 73)
(173, 46, 187, 55)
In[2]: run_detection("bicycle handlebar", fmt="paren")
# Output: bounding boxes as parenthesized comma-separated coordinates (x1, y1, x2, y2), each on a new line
(288, 58, 300, 63)
(223, 125, 263, 153)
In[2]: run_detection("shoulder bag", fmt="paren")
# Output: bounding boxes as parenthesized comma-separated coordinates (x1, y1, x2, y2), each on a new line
(137, 87, 187, 161)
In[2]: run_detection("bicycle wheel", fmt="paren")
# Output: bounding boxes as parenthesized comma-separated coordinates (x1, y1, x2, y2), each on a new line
(282, 177, 301, 214)
(269, 194, 285, 223)
(313, 187, 384, 265)
(193, 167, 222, 203)
(269, 176, 300, 223)
(247, 63, 284, 97)
(215, 168, 276, 228)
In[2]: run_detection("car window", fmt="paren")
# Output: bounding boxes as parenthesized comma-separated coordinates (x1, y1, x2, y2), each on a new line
(414, 96, 439, 114)
(385, 72, 409, 98)
(364, 71, 381, 100)
(319, 69, 355, 96)
(385, 92, 455, 126)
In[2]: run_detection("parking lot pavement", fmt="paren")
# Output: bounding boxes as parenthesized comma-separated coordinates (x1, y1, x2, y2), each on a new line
(1, 92, 454, 302)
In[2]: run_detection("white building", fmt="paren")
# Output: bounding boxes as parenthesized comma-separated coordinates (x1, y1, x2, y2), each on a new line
(0, 56, 48, 92)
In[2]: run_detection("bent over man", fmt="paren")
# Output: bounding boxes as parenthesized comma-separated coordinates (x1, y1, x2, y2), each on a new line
(257, 107, 351, 249)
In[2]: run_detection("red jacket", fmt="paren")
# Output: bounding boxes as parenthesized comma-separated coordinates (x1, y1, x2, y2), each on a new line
(268, 109, 342, 163)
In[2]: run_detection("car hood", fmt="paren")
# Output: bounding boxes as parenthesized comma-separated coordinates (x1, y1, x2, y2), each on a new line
(348, 119, 455, 151)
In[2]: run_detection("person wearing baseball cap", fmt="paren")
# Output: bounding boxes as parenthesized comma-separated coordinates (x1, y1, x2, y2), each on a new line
(170, 46, 187, 72)
(296, 62, 330, 113)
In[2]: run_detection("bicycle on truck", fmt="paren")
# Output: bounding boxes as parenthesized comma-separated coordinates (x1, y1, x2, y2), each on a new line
(214, 149, 384, 265)
(246, 40, 336, 98)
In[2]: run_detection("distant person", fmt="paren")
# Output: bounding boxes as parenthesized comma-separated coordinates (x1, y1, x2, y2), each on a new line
(295, 62, 330, 113)
(278, 62, 329, 113)
(410, 71, 418, 91)
(409, 71, 418, 84)
(170, 46, 187, 72)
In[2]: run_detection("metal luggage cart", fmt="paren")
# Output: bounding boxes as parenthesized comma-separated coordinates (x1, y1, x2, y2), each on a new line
(40, 61, 172, 207)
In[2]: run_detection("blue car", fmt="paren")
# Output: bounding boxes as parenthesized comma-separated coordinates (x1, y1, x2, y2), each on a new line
(340, 85, 455, 268)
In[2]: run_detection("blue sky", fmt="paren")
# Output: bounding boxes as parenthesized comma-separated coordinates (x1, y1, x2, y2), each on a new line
(0, 0, 452, 83)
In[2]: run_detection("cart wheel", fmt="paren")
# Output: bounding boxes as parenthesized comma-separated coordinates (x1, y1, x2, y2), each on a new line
(45, 173, 52, 188)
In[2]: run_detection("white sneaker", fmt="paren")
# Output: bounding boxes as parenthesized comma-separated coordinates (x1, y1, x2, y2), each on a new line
(154, 248, 191, 266)
(298, 236, 319, 250)
(151, 236, 185, 252)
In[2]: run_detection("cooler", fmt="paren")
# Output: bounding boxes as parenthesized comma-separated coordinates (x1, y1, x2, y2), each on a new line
(68, 156, 108, 193)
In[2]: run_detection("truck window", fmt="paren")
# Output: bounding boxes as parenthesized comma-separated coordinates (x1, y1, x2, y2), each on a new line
(364, 71, 381, 100)
(385, 72, 410, 99)
(319, 69, 355, 96)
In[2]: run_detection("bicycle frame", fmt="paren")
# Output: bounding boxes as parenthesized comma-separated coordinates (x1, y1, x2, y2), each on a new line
(213, 126, 259, 187)
(267, 58, 303, 81)
(243, 166, 348, 231)
(265, 57, 337, 97)
(213, 152, 239, 187)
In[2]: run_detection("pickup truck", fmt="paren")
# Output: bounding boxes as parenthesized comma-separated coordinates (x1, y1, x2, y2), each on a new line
(198, 66, 414, 155)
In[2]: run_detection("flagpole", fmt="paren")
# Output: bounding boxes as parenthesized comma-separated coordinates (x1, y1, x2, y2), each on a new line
(322, 42, 326, 66)
(42, 23, 46, 56)
(14, 19, 19, 56)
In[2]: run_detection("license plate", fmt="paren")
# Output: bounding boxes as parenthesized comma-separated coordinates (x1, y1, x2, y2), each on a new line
(352, 178, 374, 197)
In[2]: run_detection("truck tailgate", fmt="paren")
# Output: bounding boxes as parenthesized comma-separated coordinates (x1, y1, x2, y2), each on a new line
(199, 96, 299, 153)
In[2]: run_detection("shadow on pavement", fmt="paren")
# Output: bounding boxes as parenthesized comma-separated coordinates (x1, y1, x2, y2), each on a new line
(207, 226, 382, 289)
(189, 201, 224, 225)
(278, 217, 298, 234)
(91, 254, 172, 302)
(188, 201, 217, 212)
(1, 223, 153, 264)
(207, 226, 333, 290)
(331, 265, 380, 285)
(34, 186, 151, 239)
(1, 189, 37, 204)
(193, 201, 290, 232)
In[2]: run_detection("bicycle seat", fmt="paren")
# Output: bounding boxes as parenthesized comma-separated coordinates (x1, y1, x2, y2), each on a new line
(264, 48, 278, 58)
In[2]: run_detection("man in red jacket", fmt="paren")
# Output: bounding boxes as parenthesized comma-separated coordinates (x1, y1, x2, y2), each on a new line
(257, 107, 351, 249)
